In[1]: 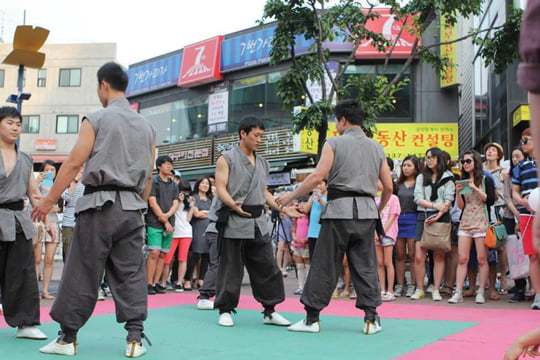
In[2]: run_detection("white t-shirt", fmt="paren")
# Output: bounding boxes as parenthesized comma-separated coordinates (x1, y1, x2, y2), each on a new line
(173, 203, 192, 238)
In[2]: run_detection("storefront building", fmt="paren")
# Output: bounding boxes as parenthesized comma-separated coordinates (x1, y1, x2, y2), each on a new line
(127, 11, 460, 182)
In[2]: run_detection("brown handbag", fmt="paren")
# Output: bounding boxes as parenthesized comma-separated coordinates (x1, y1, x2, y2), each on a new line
(420, 221, 452, 253)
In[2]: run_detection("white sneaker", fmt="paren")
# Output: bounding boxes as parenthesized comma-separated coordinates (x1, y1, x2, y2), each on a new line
(125, 341, 146, 358)
(39, 338, 77, 355)
(16, 326, 48, 340)
(97, 289, 105, 301)
(426, 284, 434, 293)
(363, 317, 382, 335)
(218, 312, 234, 327)
(532, 294, 540, 310)
(405, 284, 416, 297)
(475, 290, 486, 304)
(197, 299, 214, 310)
(431, 289, 442, 301)
(288, 320, 320, 333)
(410, 289, 425, 300)
(448, 290, 463, 304)
(394, 284, 403, 297)
(263, 312, 291, 326)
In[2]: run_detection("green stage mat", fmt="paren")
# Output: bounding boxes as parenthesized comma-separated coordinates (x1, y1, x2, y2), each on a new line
(0, 306, 476, 359)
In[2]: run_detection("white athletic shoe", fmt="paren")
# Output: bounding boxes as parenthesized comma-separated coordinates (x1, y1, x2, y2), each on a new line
(287, 320, 320, 333)
(197, 299, 214, 310)
(39, 338, 77, 355)
(218, 312, 234, 327)
(125, 341, 146, 358)
(16, 326, 48, 340)
(263, 312, 291, 326)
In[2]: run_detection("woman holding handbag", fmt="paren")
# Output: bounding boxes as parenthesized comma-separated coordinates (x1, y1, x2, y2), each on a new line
(448, 150, 496, 304)
(411, 147, 455, 301)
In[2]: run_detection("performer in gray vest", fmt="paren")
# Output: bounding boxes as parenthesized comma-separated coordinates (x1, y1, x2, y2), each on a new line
(213, 116, 300, 327)
(32, 62, 156, 358)
(276, 99, 393, 334)
(0, 106, 53, 341)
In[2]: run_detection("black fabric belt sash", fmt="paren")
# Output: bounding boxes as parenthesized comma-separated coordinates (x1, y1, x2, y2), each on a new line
(0, 200, 24, 210)
(84, 185, 137, 195)
(241, 204, 264, 218)
(327, 188, 373, 201)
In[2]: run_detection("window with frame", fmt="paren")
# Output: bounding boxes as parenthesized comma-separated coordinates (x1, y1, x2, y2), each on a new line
(56, 115, 79, 134)
(229, 71, 289, 132)
(0, 69, 4, 87)
(140, 95, 209, 144)
(37, 69, 47, 87)
(22, 115, 40, 133)
(59, 68, 81, 87)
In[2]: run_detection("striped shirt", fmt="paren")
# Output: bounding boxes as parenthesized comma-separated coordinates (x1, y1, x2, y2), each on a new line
(512, 157, 538, 214)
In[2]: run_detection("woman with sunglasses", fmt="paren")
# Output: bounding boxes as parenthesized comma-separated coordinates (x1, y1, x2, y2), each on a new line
(411, 147, 455, 301)
(448, 150, 496, 304)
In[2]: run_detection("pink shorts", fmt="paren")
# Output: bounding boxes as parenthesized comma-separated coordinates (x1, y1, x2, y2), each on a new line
(519, 214, 536, 255)
(164, 237, 192, 264)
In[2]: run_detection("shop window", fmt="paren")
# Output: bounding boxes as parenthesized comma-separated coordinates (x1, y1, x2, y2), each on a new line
(140, 95, 208, 145)
(229, 71, 290, 132)
(22, 115, 40, 133)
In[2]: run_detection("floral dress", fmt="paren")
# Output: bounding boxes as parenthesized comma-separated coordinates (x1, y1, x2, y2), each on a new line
(458, 179, 488, 233)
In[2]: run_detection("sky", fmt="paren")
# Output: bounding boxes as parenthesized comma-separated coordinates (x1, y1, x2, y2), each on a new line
(1, 0, 270, 66)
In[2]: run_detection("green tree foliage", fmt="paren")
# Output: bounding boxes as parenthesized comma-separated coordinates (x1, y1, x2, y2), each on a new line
(261, 0, 521, 155)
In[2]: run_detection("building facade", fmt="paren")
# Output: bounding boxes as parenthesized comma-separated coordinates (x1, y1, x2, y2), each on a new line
(0, 42, 116, 168)
(127, 14, 461, 182)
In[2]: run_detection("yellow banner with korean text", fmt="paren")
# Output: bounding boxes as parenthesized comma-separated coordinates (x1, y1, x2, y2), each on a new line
(440, 14, 458, 88)
(296, 123, 459, 160)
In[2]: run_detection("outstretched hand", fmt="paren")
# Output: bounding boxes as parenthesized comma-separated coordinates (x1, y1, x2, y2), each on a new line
(282, 205, 303, 219)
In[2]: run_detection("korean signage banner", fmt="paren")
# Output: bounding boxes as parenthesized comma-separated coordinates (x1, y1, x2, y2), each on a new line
(208, 85, 229, 134)
(355, 8, 419, 59)
(126, 53, 182, 97)
(295, 123, 459, 160)
(220, 25, 352, 73)
(440, 14, 458, 88)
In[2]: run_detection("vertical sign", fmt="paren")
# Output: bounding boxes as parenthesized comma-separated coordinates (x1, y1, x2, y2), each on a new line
(208, 84, 229, 134)
(440, 14, 458, 88)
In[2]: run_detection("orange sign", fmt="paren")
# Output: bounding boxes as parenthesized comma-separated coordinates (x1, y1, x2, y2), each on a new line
(355, 8, 419, 59)
(34, 139, 57, 151)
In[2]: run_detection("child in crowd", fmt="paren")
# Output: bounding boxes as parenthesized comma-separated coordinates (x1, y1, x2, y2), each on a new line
(161, 180, 194, 291)
(375, 180, 401, 301)
(291, 197, 311, 295)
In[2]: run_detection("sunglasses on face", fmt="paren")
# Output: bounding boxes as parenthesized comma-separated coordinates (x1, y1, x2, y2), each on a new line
(521, 137, 533, 145)
(460, 159, 473, 165)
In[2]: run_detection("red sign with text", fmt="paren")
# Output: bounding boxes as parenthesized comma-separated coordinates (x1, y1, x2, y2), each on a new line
(178, 36, 224, 87)
(355, 8, 419, 59)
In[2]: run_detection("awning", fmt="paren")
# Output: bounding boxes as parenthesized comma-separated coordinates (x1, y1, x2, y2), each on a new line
(31, 154, 68, 163)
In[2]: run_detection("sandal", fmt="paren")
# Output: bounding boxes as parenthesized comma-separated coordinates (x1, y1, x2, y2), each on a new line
(339, 291, 350, 298)
(489, 291, 501, 301)
(440, 285, 453, 296)
(498, 288, 508, 295)
(41, 292, 54, 300)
